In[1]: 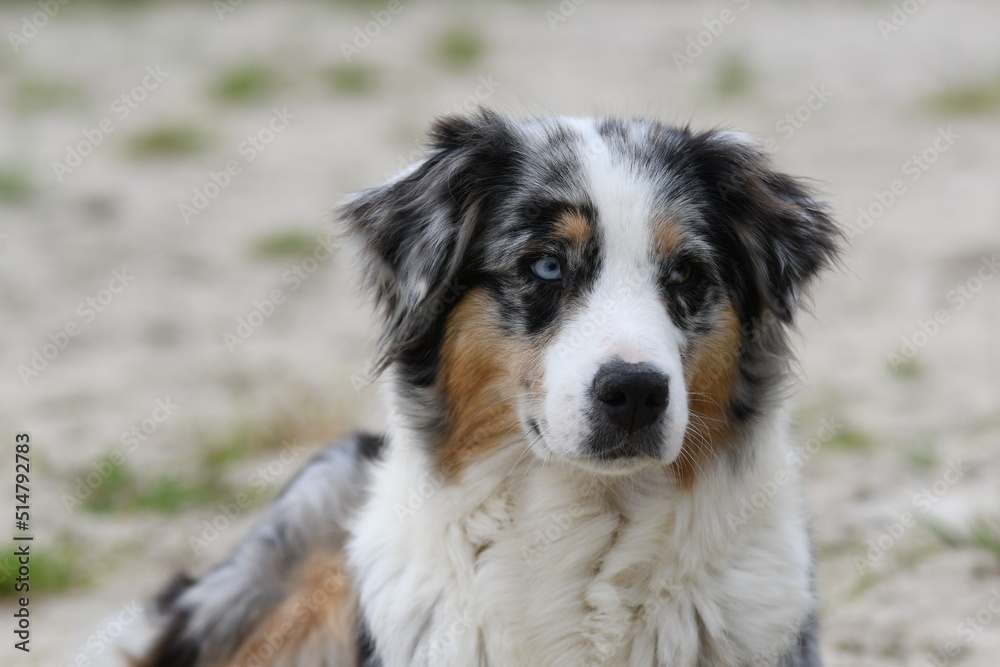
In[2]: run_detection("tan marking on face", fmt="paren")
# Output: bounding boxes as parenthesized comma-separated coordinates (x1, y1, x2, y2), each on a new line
(555, 210, 592, 248)
(438, 288, 530, 478)
(654, 218, 686, 257)
(224, 552, 356, 666)
(670, 301, 741, 488)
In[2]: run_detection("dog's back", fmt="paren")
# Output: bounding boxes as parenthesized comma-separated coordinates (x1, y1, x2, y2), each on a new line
(141, 433, 383, 667)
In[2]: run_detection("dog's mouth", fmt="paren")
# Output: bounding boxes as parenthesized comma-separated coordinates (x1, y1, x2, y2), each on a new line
(526, 416, 544, 441)
(524, 414, 665, 475)
(586, 427, 664, 461)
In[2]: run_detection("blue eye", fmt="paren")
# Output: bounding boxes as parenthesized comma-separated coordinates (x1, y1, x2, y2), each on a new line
(531, 256, 562, 281)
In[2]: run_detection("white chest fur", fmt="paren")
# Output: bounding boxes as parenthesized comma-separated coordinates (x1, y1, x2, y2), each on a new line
(348, 422, 814, 667)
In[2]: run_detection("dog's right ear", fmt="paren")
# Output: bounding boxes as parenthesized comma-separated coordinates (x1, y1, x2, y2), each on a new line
(339, 110, 513, 374)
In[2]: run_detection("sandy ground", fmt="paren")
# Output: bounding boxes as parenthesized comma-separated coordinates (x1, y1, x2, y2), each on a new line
(1, 0, 999, 665)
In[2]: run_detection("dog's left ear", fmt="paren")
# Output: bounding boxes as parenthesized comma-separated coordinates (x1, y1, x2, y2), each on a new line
(339, 110, 512, 371)
(701, 131, 841, 323)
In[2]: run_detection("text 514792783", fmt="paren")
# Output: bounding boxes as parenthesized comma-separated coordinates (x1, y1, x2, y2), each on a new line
(13, 432, 31, 653)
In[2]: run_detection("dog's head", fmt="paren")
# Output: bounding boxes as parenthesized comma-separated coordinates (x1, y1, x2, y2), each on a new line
(341, 111, 838, 482)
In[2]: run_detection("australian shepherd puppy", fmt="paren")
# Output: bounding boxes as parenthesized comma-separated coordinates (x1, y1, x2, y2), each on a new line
(141, 110, 839, 667)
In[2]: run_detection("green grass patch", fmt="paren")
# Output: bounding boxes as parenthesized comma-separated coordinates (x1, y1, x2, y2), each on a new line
(714, 54, 754, 98)
(0, 167, 31, 203)
(195, 399, 348, 474)
(82, 464, 134, 514)
(922, 516, 964, 548)
(75, 402, 346, 515)
(325, 64, 378, 95)
(969, 516, 1000, 561)
(12, 77, 85, 111)
(199, 411, 314, 470)
(80, 461, 230, 515)
(0, 542, 83, 596)
(252, 230, 323, 259)
(125, 124, 209, 159)
(435, 26, 485, 69)
(924, 75, 1000, 116)
(212, 64, 280, 104)
(847, 569, 880, 599)
(135, 475, 230, 513)
(888, 355, 922, 378)
(824, 425, 873, 452)
(923, 515, 1000, 563)
(906, 441, 937, 470)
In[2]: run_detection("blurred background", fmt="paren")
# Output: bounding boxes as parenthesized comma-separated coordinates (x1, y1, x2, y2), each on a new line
(1, 0, 998, 665)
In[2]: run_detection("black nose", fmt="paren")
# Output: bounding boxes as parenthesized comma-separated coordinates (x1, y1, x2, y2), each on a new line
(592, 362, 669, 432)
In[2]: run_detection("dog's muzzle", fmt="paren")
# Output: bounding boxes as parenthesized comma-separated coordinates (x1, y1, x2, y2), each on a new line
(588, 360, 669, 459)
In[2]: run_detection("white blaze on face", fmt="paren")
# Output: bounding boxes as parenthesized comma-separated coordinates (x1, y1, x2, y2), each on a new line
(535, 122, 689, 467)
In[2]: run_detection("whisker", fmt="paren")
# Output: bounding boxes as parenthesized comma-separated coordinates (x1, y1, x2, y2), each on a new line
(504, 438, 537, 484)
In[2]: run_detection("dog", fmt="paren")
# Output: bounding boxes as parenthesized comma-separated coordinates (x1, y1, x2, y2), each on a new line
(140, 109, 839, 666)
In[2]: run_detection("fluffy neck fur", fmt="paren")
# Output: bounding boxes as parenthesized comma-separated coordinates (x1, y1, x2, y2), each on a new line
(348, 393, 815, 667)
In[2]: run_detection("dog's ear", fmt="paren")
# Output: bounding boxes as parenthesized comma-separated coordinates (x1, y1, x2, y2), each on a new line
(339, 110, 511, 372)
(700, 131, 841, 324)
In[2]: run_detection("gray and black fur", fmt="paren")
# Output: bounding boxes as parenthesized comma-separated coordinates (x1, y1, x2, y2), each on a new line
(141, 433, 383, 667)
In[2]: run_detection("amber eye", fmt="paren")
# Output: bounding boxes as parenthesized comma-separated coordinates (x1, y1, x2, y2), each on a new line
(667, 261, 695, 286)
